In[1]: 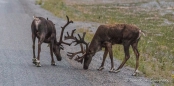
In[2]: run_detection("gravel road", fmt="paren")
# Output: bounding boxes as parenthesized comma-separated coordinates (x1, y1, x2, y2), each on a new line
(0, 0, 153, 86)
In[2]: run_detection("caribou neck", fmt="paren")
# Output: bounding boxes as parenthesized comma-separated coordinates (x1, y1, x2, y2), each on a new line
(88, 38, 102, 56)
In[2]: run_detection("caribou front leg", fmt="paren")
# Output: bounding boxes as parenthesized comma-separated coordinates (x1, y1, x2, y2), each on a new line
(50, 41, 56, 66)
(97, 47, 108, 71)
(102, 42, 118, 73)
(106, 42, 116, 72)
(48, 34, 56, 66)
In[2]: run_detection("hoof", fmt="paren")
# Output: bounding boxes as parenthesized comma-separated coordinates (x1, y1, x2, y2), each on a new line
(97, 67, 104, 71)
(132, 70, 140, 76)
(132, 72, 137, 76)
(36, 63, 41, 67)
(51, 62, 56, 66)
(109, 68, 120, 73)
(35, 61, 41, 67)
(132, 72, 139, 76)
(33, 62, 37, 65)
(32, 58, 37, 65)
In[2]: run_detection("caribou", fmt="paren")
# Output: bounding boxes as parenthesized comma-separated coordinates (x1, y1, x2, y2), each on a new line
(31, 16, 73, 67)
(66, 24, 144, 76)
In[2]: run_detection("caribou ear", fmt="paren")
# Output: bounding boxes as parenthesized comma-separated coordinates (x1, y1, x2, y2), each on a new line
(33, 16, 38, 20)
(33, 16, 36, 19)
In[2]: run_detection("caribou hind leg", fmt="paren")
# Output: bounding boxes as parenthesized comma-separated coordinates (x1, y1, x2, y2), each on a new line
(32, 33, 37, 65)
(97, 47, 108, 71)
(36, 36, 45, 67)
(116, 41, 131, 72)
(131, 41, 140, 76)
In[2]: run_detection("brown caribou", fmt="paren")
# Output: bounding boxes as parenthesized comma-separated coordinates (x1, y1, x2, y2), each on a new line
(31, 16, 73, 67)
(66, 24, 144, 75)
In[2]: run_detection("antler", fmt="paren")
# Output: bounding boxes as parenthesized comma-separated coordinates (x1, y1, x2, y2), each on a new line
(67, 43, 85, 59)
(64, 29, 76, 40)
(74, 53, 86, 64)
(66, 32, 89, 64)
(74, 32, 89, 51)
(58, 15, 73, 46)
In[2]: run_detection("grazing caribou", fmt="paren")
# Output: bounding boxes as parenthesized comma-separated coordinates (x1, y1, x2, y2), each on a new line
(66, 24, 144, 75)
(31, 16, 73, 67)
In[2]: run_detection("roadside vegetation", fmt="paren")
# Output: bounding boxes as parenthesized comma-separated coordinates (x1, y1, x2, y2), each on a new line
(36, 0, 174, 85)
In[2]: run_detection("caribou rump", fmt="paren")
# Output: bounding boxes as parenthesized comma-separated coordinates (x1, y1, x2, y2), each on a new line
(31, 16, 73, 67)
(67, 24, 144, 75)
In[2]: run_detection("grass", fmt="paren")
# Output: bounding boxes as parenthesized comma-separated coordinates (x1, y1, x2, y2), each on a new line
(35, 0, 42, 5)
(38, 0, 174, 85)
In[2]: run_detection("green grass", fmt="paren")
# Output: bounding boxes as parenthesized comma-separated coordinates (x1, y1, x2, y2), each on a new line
(40, 0, 174, 85)
(35, 0, 42, 5)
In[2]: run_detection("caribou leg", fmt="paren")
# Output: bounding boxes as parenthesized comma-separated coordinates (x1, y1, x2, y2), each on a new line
(106, 42, 116, 72)
(102, 42, 117, 72)
(116, 41, 131, 72)
(32, 33, 37, 65)
(36, 36, 45, 67)
(50, 41, 56, 66)
(131, 41, 140, 76)
(97, 47, 108, 71)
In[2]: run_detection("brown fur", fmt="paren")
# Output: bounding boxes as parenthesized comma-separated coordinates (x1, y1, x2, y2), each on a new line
(31, 16, 73, 67)
(83, 24, 142, 75)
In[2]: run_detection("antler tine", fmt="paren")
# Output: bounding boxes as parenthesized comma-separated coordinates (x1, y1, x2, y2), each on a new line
(73, 32, 89, 52)
(74, 53, 86, 64)
(67, 31, 88, 63)
(61, 16, 73, 29)
(58, 15, 73, 46)
(67, 44, 85, 59)
(74, 32, 87, 45)
(64, 29, 76, 40)
(77, 34, 82, 41)
(77, 32, 86, 41)
(82, 32, 86, 40)
(67, 51, 81, 59)
(74, 56, 83, 64)
(67, 52, 76, 59)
